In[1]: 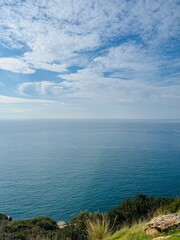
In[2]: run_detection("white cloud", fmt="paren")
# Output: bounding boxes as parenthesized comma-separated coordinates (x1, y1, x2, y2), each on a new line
(17, 81, 77, 97)
(0, 57, 35, 74)
(16, 72, 180, 106)
(55, 41, 180, 104)
(0, 95, 55, 103)
(92, 43, 161, 84)
(0, 0, 179, 118)
(0, 0, 179, 74)
(13, 38, 179, 106)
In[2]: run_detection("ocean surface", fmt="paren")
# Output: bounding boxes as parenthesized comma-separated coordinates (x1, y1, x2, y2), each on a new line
(0, 119, 180, 221)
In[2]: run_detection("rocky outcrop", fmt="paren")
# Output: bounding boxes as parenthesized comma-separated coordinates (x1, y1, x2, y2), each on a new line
(148, 213, 180, 231)
(57, 221, 67, 229)
(0, 213, 12, 221)
(145, 227, 159, 236)
(145, 213, 180, 236)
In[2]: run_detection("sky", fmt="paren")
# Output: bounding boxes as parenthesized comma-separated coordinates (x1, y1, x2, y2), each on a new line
(0, 0, 180, 119)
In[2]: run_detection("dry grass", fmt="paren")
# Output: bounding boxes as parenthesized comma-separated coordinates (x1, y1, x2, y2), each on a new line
(86, 214, 113, 240)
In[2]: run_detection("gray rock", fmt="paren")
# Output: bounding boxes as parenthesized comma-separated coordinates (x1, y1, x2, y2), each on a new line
(148, 213, 180, 231)
(57, 221, 67, 229)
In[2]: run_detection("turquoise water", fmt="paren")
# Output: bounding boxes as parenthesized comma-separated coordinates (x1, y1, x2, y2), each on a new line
(0, 120, 180, 221)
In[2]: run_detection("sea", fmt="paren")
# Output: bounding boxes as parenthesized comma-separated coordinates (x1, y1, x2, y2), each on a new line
(0, 119, 180, 221)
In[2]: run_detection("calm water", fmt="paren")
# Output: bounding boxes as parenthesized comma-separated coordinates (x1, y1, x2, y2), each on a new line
(0, 120, 180, 221)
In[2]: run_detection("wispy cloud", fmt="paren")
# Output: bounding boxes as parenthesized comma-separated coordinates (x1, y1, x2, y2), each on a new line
(17, 81, 77, 97)
(0, 95, 55, 103)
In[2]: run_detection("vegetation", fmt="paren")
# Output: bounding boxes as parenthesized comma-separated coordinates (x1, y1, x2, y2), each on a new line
(108, 194, 172, 227)
(0, 216, 58, 240)
(153, 197, 180, 216)
(109, 222, 180, 240)
(0, 195, 179, 240)
(109, 222, 151, 240)
(86, 214, 112, 240)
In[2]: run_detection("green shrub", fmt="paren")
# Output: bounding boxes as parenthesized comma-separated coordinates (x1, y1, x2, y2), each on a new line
(68, 211, 96, 240)
(108, 194, 172, 228)
(32, 217, 57, 231)
(154, 197, 180, 216)
(0, 216, 58, 240)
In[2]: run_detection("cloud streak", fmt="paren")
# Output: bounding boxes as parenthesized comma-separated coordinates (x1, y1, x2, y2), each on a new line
(0, 95, 55, 103)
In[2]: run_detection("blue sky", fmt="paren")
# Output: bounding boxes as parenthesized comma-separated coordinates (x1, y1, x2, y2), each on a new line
(0, 0, 180, 119)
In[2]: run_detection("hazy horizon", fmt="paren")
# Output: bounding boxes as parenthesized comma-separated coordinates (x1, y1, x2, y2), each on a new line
(1, 117, 180, 121)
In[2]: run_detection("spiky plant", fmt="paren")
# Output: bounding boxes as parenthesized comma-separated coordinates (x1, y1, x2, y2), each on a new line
(86, 214, 112, 240)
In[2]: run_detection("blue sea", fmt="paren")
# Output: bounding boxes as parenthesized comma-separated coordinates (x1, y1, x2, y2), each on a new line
(0, 120, 180, 221)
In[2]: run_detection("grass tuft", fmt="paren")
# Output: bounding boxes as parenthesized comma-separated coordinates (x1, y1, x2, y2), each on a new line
(154, 198, 180, 217)
(86, 214, 112, 240)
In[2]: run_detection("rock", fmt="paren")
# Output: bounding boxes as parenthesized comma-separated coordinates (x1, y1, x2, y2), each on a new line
(145, 227, 160, 236)
(57, 221, 67, 229)
(148, 213, 180, 231)
(0, 213, 12, 221)
(7, 216, 12, 221)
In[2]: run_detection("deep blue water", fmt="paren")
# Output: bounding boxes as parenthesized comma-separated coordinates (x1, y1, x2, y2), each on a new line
(0, 120, 180, 221)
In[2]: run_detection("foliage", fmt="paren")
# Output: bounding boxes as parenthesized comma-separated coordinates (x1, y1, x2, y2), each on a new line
(0, 195, 179, 240)
(86, 214, 112, 240)
(154, 197, 180, 216)
(64, 211, 101, 240)
(0, 216, 58, 240)
(108, 194, 173, 228)
(108, 222, 180, 240)
(32, 217, 57, 231)
(0, 213, 7, 221)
